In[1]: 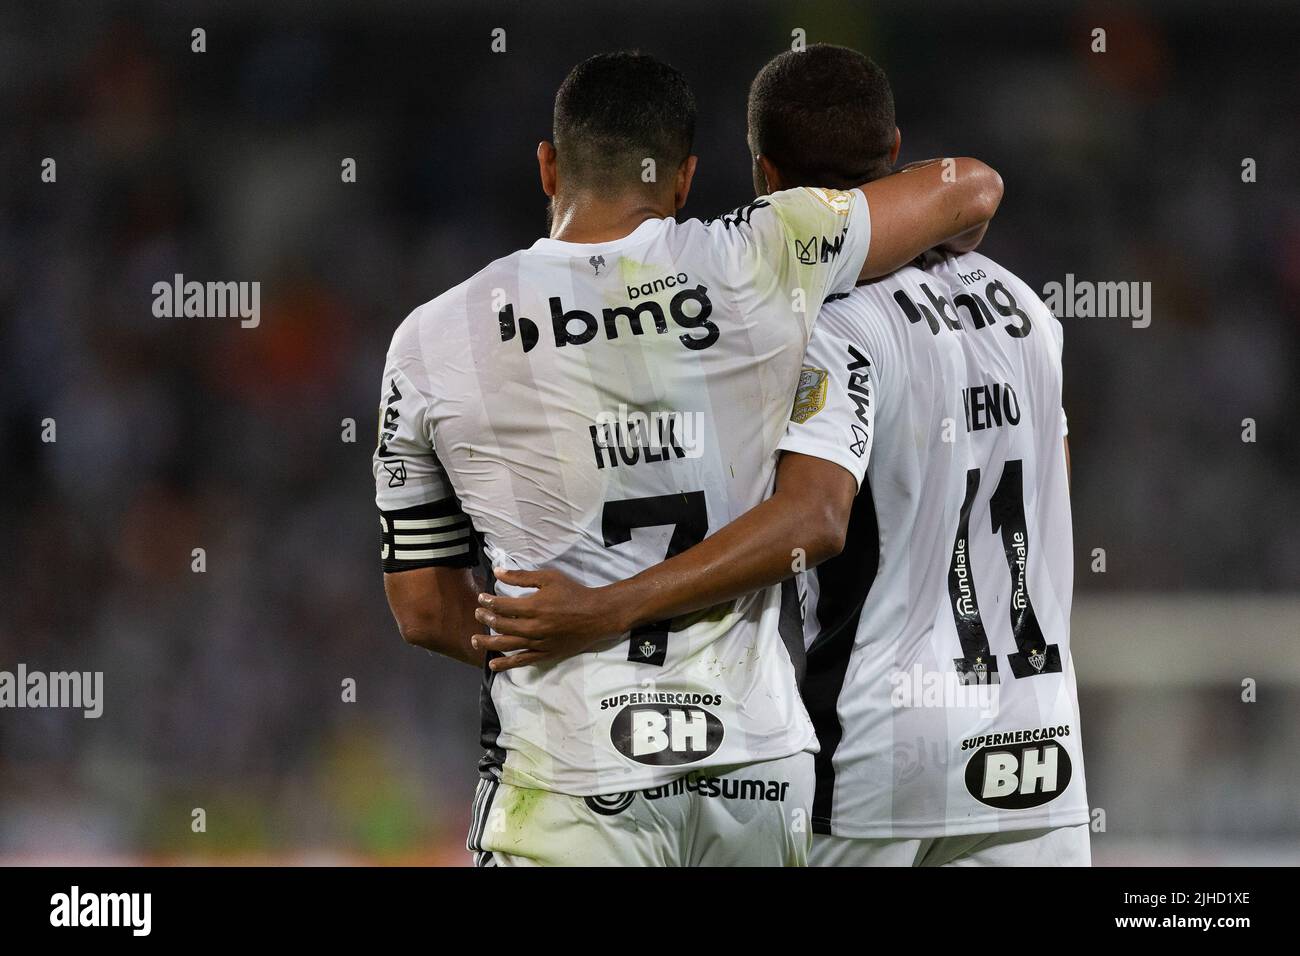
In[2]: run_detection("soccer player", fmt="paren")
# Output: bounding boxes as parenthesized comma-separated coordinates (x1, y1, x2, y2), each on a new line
(473, 46, 1089, 866)
(375, 51, 1003, 866)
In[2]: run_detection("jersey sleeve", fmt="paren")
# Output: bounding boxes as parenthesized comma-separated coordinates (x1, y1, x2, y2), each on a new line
(776, 320, 876, 489)
(373, 332, 476, 572)
(1054, 316, 1069, 438)
(705, 186, 871, 329)
(999, 260, 1069, 440)
(1043, 303, 1069, 439)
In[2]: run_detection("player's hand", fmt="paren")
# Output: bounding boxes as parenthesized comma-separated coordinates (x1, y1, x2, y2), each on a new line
(471, 568, 628, 671)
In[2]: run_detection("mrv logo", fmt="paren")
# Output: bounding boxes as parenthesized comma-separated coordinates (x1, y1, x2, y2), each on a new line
(499, 283, 718, 354)
(611, 704, 724, 766)
(963, 728, 1073, 810)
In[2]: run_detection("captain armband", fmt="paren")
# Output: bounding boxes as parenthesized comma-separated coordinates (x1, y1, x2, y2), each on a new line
(379, 499, 476, 572)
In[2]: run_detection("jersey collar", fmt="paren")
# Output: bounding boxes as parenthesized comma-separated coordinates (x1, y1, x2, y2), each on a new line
(528, 216, 667, 256)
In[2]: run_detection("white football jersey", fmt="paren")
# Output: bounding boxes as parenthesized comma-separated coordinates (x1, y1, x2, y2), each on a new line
(778, 250, 1089, 838)
(374, 187, 872, 796)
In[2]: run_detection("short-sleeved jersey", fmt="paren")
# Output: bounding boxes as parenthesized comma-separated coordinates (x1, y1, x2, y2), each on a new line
(777, 250, 1088, 838)
(374, 188, 872, 796)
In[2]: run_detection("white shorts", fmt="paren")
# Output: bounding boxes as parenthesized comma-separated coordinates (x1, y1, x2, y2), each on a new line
(469, 751, 815, 867)
(810, 823, 1092, 867)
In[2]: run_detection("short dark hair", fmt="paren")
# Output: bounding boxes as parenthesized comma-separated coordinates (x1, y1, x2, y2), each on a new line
(553, 51, 696, 190)
(747, 44, 896, 189)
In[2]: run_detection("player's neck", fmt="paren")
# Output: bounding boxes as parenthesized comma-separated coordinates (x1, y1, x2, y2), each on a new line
(548, 190, 674, 244)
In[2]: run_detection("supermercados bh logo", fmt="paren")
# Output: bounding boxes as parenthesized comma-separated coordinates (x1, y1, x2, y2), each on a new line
(602, 692, 725, 766)
(498, 275, 718, 354)
(962, 725, 1074, 810)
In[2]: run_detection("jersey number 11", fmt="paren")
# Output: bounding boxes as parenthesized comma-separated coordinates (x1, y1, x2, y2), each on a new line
(947, 459, 1061, 683)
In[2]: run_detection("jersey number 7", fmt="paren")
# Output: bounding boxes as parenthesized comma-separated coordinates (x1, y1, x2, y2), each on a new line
(947, 459, 1061, 683)
(602, 491, 708, 666)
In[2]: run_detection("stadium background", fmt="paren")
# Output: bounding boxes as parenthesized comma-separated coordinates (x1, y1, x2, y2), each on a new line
(1, 0, 1297, 865)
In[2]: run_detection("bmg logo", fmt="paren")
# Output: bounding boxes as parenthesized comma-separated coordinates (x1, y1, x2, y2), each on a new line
(498, 286, 719, 354)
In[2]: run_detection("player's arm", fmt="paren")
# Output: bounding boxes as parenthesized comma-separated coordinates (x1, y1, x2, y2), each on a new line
(891, 158, 991, 255)
(373, 331, 484, 667)
(385, 566, 483, 666)
(938, 222, 988, 255)
(472, 453, 855, 670)
(745, 162, 1001, 314)
(857, 158, 1003, 279)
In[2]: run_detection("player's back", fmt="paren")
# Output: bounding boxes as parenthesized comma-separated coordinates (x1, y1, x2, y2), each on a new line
(797, 250, 1088, 838)
(376, 188, 872, 795)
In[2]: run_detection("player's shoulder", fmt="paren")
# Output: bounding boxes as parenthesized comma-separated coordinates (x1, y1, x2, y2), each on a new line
(767, 185, 860, 218)
(807, 272, 918, 381)
(691, 195, 777, 235)
(926, 249, 1065, 353)
(929, 249, 1022, 289)
(387, 286, 460, 358)
(389, 249, 526, 349)
(821, 259, 929, 328)
(922, 249, 1045, 308)
(694, 186, 859, 233)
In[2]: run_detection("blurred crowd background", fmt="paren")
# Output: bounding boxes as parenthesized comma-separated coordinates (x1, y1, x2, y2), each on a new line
(1, 0, 1297, 864)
